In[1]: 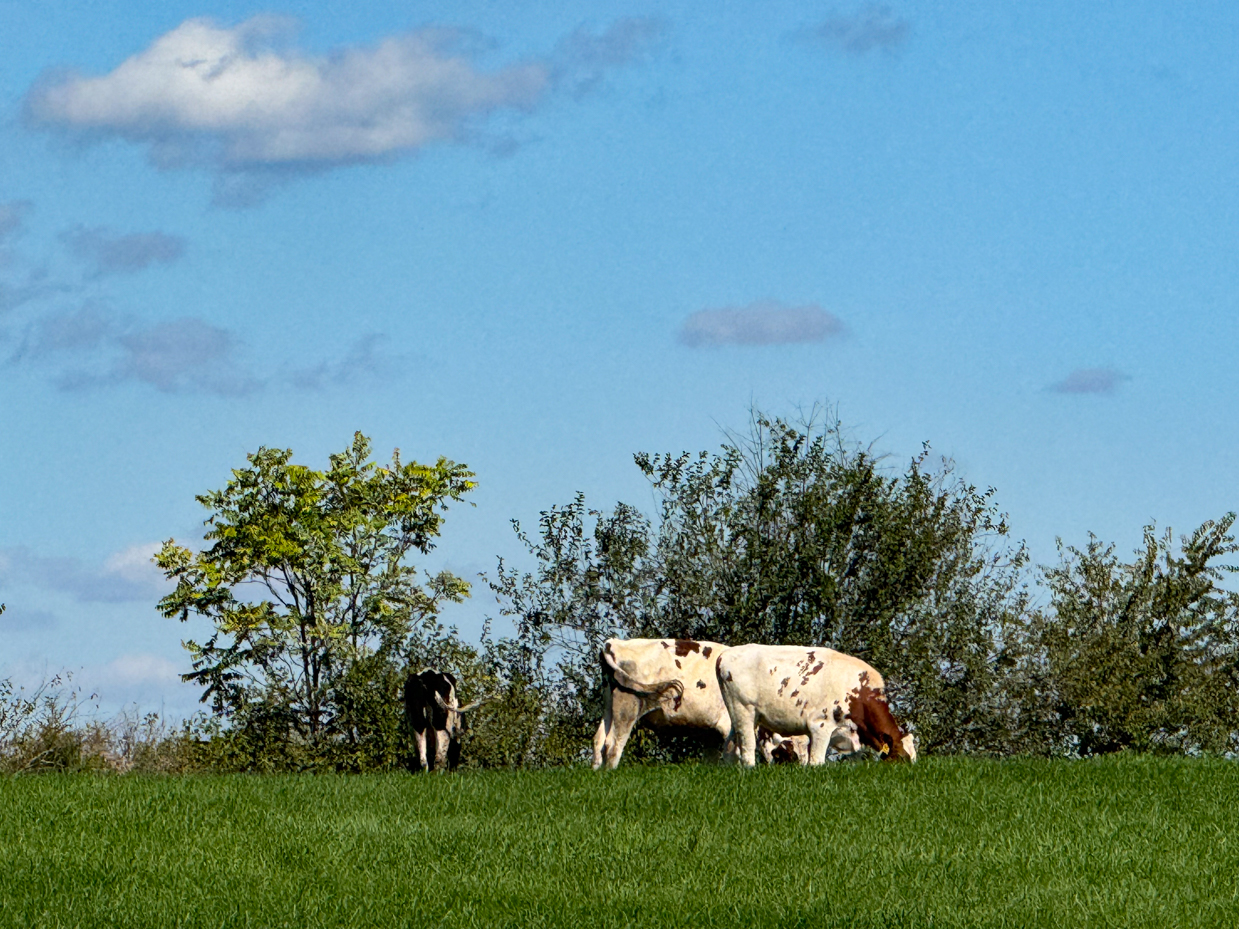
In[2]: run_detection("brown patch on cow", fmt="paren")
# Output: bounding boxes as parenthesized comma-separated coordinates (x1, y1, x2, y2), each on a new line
(675, 659, 682, 669)
(791, 690, 799, 698)
(674, 639, 701, 657)
(696, 680, 707, 689)
(809, 662, 824, 676)
(778, 677, 791, 695)
(800, 677, 810, 686)
(702, 646, 713, 658)
(661, 641, 670, 649)
(846, 677, 912, 762)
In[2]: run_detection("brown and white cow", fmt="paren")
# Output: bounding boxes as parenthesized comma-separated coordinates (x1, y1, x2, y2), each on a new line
(592, 638, 733, 769)
(403, 668, 489, 772)
(717, 645, 916, 767)
(758, 727, 809, 765)
(757, 722, 860, 765)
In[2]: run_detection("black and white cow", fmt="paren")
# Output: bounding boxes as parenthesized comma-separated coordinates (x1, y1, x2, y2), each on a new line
(403, 668, 489, 772)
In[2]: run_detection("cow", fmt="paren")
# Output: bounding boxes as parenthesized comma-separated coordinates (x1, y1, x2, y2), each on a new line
(757, 721, 860, 765)
(758, 727, 808, 764)
(716, 645, 916, 767)
(403, 668, 489, 772)
(592, 638, 733, 770)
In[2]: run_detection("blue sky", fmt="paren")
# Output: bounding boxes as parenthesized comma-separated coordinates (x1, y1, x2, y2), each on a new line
(2, 1, 1237, 717)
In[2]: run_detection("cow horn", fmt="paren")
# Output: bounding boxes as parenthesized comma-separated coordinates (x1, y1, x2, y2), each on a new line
(454, 694, 494, 713)
(433, 692, 458, 712)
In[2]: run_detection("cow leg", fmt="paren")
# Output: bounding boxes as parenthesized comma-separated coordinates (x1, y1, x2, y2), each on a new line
(447, 735, 462, 770)
(601, 690, 643, 769)
(413, 729, 430, 772)
(757, 727, 776, 765)
(716, 718, 740, 765)
(729, 705, 758, 768)
(433, 728, 451, 771)
(591, 718, 609, 770)
(592, 686, 615, 770)
(425, 729, 439, 772)
(807, 720, 831, 765)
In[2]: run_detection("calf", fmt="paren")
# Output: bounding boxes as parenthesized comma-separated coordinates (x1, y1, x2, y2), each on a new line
(592, 638, 733, 769)
(403, 668, 489, 772)
(717, 645, 915, 767)
(757, 722, 859, 765)
(758, 727, 808, 765)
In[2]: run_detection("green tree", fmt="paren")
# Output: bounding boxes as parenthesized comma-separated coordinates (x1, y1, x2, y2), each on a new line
(157, 433, 475, 760)
(1038, 516, 1239, 755)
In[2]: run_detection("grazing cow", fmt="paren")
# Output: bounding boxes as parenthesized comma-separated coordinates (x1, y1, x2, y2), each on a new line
(403, 668, 489, 772)
(758, 727, 808, 765)
(592, 638, 733, 770)
(757, 722, 860, 765)
(717, 645, 916, 767)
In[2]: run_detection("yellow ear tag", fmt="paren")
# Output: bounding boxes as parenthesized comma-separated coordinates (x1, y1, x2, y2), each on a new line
(880, 743, 890, 755)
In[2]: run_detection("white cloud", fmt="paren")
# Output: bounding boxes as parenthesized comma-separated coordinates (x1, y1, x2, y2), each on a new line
(0, 542, 169, 603)
(102, 543, 166, 586)
(27, 16, 548, 166)
(679, 301, 846, 347)
(1049, 367, 1131, 395)
(25, 16, 662, 202)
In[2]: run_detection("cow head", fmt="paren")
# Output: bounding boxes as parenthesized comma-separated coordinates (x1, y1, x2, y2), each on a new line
(846, 674, 916, 763)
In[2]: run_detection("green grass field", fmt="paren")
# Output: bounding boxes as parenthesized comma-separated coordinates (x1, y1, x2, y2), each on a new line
(1, 756, 1237, 928)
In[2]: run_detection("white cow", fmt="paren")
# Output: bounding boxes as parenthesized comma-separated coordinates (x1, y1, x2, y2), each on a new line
(717, 644, 916, 767)
(592, 638, 733, 769)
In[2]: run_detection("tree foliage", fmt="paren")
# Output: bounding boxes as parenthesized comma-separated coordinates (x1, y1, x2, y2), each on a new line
(1038, 516, 1239, 755)
(157, 433, 475, 761)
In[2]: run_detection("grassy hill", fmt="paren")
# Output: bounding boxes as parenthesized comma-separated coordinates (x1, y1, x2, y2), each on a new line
(2, 756, 1237, 927)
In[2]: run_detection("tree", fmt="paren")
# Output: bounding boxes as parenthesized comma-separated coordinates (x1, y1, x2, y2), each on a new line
(1038, 516, 1239, 755)
(157, 433, 475, 758)
(492, 410, 1031, 756)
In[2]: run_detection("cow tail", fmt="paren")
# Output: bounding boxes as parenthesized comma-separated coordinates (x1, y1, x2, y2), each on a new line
(601, 647, 685, 699)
